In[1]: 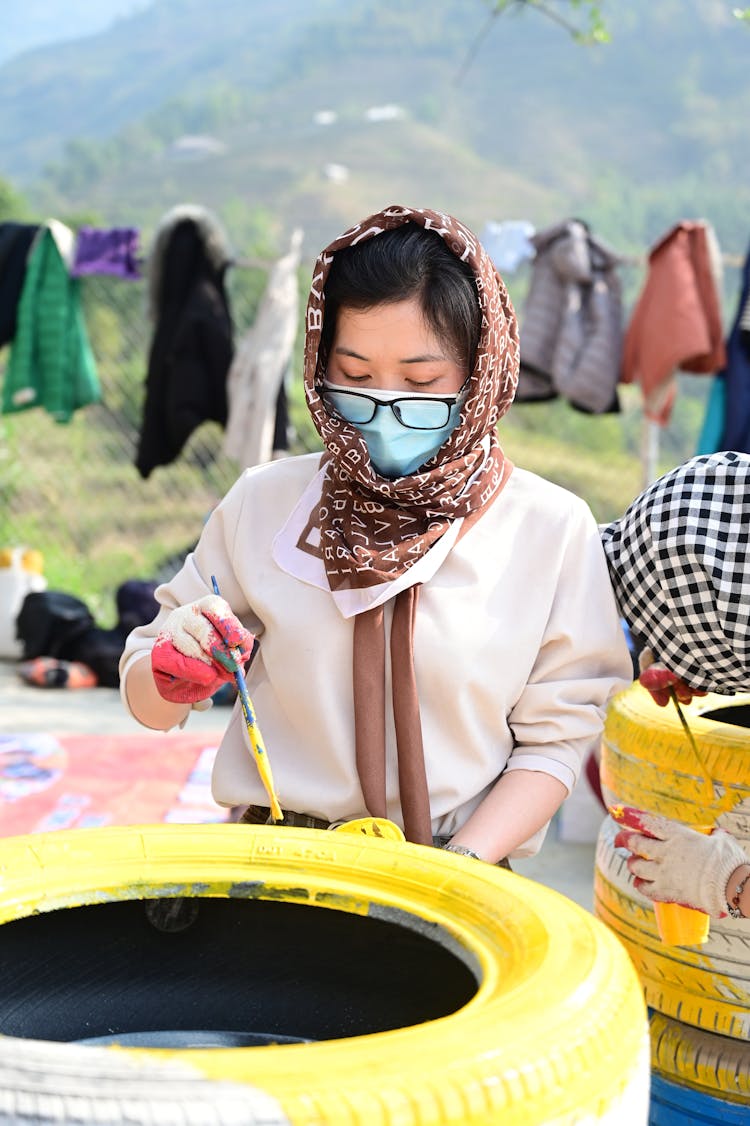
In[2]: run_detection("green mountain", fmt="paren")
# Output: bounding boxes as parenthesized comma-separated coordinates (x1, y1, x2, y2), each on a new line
(0, 0, 320, 180)
(1, 0, 749, 259)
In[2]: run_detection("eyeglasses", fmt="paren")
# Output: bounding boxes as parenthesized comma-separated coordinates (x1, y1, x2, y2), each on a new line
(321, 387, 462, 431)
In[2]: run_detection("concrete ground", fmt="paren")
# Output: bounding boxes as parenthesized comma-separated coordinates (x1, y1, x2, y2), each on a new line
(0, 658, 601, 912)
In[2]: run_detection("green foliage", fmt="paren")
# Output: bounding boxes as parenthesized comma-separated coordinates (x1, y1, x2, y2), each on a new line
(487, 0, 609, 44)
(0, 175, 30, 221)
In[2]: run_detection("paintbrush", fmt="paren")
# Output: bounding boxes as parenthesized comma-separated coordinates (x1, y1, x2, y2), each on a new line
(669, 688, 715, 807)
(211, 575, 283, 822)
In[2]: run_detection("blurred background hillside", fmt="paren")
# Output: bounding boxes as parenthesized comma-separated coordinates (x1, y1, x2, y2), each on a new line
(3, 0, 749, 251)
(1, 0, 748, 611)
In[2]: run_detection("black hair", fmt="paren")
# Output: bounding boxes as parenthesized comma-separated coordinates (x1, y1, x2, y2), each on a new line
(320, 223, 480, 373)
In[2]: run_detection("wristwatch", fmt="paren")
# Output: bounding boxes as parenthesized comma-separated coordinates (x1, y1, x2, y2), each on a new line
(443, 842, 482, 861)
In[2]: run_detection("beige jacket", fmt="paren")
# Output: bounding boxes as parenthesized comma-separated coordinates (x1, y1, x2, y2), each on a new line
(120, 454, 632, 855)
(223, 230, 302, 469)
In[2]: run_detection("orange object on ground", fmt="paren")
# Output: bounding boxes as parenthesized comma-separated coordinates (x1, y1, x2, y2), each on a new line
(18, 657, 97, 689)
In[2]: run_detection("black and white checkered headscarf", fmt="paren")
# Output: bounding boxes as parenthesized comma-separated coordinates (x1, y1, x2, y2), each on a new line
(601, 452, 750, 695)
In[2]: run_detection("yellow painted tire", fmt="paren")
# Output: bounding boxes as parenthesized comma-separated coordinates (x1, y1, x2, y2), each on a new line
(650, 1011, 750, 1107)
(0, 823, 650, 1125)
(600, 683, 750, 831)
(594, 815, 750, 1040)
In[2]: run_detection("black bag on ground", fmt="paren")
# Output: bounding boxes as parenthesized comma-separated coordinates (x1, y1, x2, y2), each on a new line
(76, 580, 160, 688)
(70, 626, 127, 688)
(15, 591, 96, 662)
(16, 582, 160, 688)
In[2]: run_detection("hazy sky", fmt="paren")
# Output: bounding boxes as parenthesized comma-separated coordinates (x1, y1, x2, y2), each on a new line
(3, 1, 148, 66)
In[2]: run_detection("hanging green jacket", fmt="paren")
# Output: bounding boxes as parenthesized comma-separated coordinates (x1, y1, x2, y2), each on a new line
(2, 222, 100, 423)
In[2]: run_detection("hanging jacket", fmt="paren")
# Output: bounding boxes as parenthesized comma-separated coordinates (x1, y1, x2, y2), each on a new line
(695, 375, 726, 456)
(0, 222, 40, 346)
(518, 219, 623, 414)
(2, 220, 100, 422)
(223, 228, 302, 469)
(136, 205, 233, 479)
(621, 220, 725, 426)
(740, 285, 750, 353)
(715, 240, 750, 453)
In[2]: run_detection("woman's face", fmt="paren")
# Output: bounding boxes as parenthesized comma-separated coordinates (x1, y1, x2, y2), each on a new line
(326, 298, 467, 394)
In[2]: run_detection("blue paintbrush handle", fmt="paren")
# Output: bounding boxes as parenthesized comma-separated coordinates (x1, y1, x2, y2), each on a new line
(210, 575, 282, 821)
(210, 575, 252, 708)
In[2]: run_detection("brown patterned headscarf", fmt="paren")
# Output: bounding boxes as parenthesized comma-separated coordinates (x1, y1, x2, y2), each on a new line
(303, 205, 519, 844)
(304, 204, 519, 591)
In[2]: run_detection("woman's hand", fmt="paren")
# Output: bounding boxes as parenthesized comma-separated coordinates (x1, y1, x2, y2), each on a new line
(611, 805, 748, 919)
(637, 647, 707, 707)
(151, 595, 254, 704)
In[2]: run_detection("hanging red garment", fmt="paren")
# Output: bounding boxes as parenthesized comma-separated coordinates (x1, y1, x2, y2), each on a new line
(621, 221, 726, 425)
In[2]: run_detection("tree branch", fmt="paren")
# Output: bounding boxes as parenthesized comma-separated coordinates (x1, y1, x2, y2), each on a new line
(455, 0, 609, 84)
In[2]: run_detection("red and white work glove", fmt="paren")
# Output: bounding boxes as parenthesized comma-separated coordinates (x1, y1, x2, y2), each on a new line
(612, 806, 748, 919)
(151, 595, 254, 705)
(637, 647, 707, 708)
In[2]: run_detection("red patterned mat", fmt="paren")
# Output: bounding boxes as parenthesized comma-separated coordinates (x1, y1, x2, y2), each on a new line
(0, 731, 229, 836)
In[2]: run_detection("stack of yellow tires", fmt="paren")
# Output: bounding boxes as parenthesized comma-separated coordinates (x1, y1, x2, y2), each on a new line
(0, 820, 651, 1124)
(594, 684, 750, 1124)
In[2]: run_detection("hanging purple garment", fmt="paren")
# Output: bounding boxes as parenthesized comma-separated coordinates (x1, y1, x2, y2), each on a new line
(71, 226, 141, 279)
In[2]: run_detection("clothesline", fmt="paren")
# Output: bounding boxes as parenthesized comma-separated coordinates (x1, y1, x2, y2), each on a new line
(58, 220, 750, 281)
(83, 253, 280, 275)
(3, 212, 747, 487)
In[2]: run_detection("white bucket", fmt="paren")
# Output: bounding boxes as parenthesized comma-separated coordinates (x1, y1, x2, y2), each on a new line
(0, 547, 47, 659)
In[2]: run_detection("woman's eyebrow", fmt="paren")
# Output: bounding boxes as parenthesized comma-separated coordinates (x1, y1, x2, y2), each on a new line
(334, 345, 448, 363)
(334, 346, 369, 360)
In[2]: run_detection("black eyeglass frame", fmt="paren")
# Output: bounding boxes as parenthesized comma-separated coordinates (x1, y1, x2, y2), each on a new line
(320, 387, 462, 431)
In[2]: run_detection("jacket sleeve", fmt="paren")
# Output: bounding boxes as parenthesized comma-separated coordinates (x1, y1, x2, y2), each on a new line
(505, 502, 633, 793)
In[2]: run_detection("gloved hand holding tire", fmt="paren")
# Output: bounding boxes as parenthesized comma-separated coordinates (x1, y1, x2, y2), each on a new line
(612, 805, 749, 919)
(151, 595, 254, 704)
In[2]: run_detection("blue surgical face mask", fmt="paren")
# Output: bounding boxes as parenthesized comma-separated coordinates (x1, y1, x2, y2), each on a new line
(322, 382, 466, 478)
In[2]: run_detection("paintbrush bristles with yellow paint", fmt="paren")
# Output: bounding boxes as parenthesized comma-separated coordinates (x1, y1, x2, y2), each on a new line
(667, 688, 737, 813)
(211, 576, 283, 822)
(669, 688, 715, 806)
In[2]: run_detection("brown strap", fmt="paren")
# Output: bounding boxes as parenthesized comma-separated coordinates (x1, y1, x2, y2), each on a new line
(353, 604, 387, 819)
(350, 465, 514, 847)
(352, 589, 432, 845)
(391, 585, 432, 845)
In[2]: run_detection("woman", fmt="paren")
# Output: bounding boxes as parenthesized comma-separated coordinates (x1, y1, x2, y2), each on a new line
(601, 452, 750, 920)
(120, 204, 631, 863)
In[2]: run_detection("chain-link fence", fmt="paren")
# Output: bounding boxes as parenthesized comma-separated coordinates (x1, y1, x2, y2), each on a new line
(0, 265, 291, 623)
